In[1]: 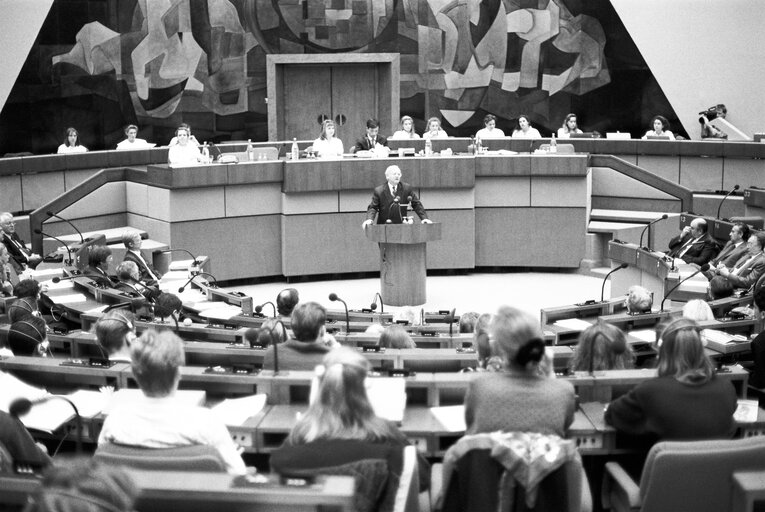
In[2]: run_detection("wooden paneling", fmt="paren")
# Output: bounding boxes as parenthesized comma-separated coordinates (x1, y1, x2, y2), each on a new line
(147, 164, 229, 188)
(474, 177, 530, 207)
(530, 154, 588, 176)
(724, 158, 765, 190)
(126, 214, 170, 244)
(475, 155, 531, 176)
(418, 188, 474, 210)
(340, 158, 395, 190)
(283, 159, 341, 192)
(418, 156, 474, 187)
(126, 182, 149, 217)
(227, 161, 283, 185)
(59, 182, 127, 219)
(635, 155, 681, 183)
(331, 64, 377, 151)
(225, 183, 282, 217)
(167, 188, 226, 222)
(283, 65, 332, 142)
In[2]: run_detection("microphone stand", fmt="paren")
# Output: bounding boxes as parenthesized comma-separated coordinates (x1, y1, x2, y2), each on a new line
(178, 272, 218, 293)
(448, 308, 456, 337)
(33, 229, 72, 265)
(638, 214, 668, 250)
(46, 211, 84, 244)
(386, 196, 401, 223)
(601, 263, 629, 302)
(254, 301, 276, 318)
(660, 265, 709, 311)
(716, 185, 740, 220)
(10, 396, 83, 454)
(370, 292, 384, 314)
(158, 248, 201, 267)
(329, 293, 350, 333)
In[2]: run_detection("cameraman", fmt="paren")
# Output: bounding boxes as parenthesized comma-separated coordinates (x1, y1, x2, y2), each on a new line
(700, 104, 728, 139)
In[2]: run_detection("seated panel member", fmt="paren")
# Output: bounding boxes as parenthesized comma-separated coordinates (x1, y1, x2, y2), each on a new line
(0, 212, 42, 271)
(353, 118, 388, 153)
(85, 246, 115, 287)
(262, 301, 334, 371)
(122, 230, 161, 285)
(312, 119, 344, 159)
(423, 117, 448, 139)
(56, 127, 88, 154)
(98, 329, 247, 474)
(116, 124, 152, 150)
(167, 125, 203, 165)
(390, 115, 420, 140)
(168, 122, 200, 147)
(115, 261, 160, 302)
(511, 115, 542, 139)
(711, 233, 765, 290)
(666, 217, 718, 266)
(557, 113, 584, 138)
(475, 114, 505, 140)
(641, 115, 675, 140)
(361, 165, 432, 228)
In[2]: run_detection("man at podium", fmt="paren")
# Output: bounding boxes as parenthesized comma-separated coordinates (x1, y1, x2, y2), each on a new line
(362, 165, 432, 228)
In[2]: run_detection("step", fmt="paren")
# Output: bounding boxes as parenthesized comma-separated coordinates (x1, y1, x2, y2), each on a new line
(587, 221, 645, 234)
(590, 209, 669, 223)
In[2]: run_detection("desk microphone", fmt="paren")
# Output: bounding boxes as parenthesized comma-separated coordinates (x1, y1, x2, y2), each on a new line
(33, 229, 72, 265)
(46, 211, 84, 244)
(638, 214, 669, 250)
(10, 396, 83, 454)
(51, 274, 80, 284)
(255, 301, 276, 318)
(157, 248, 201, 267)
(329, 293, 350, 333)
(370, 292, 384, 314)
(600, 263, 629, 302)
(447, 308, 457, 337)
(386, 196, 401, 224)
(177, 272, 218, 293)
(660, 264, 710, 312)
(716, 185, 740, 220)
(127, 277, 161, 302)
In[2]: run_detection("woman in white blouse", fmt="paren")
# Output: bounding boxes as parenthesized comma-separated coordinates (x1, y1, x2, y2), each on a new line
(390, 115, 420, 139)
(642, 115, 675, 140)
(511, 115, 542, 139)
(167, 126, 203, 166)
(423, 117, 448, 139)
(557, 113, 583, 138)
(475, 114, 505, 139)
(56, 127, 88, 154)
(312, 119, 344, 158)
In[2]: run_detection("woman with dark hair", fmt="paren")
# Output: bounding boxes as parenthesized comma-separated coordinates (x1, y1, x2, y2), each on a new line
(56, 127, 88, 154)
(557, 113, 583, 138)
(605, 318, 736, 441)
(569, 322, 634, 373)
(464, 306, 575, 436)
(270, 346, 430, 509)
(475, 114, 505, 140)
(642, 115, 675, 140)
(511, 115, 542, 139)
(86, 246, 114, 287)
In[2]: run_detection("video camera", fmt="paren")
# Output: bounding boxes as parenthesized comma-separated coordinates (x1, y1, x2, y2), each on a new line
(698, 105, 723, 124)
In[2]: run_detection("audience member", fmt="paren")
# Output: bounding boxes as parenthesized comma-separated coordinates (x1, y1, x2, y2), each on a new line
(270, 346, 430, 509)
(569, 322, 634, 373)
(458, 311, 480, 334)
(167, 123, 200, 147)
(23, 458, 136, 512)
(748, 283, 765, 388)
(153, 292, 183, 325)
(363, 323, 385, 338)
(471, 313, 502, 371)
(710, 233, 765, 290)
(666, 217, 718, 265)
(708, 222, 750, 270)
(708, 275, 735, 299)
(700, 104, 728, 139)
(1, 212, 42, 271)
(0, 410, 51, 471)
(116, 124, 152, 150)
(511, 115, 542, 139)
(114, 261, 159, 302)
(0, 243, 17, 296)
(98, 329, 246, 474)
(8, 316, 50, 357)
(641, 115, 675, 140)
(682, 299, 715, 322)
(557, 113, 583, 138)
(121, 230, 161, 284)
(353, 118, 388, 152)
(56, 127, 88, 154)
(390, 115, 420, 139)
(85, 246, 114, 287)
(423, 117, 448, 139)
(605, 318, 736, 443)
(312, 119, 343, 159)
(94, 311, 136, 363)
(263, 301, 333, 371)
(626, 285, 653, 314)
(276, 287, 299, 317)
(378, 324, 415, 349)
(464, 306, 575, 437)
(244, 318, 289, 348)
(475, 114, 504, 140)
(167, 125, 203, 165)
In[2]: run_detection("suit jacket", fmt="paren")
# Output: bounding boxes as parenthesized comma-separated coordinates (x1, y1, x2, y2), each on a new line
(667, 232, 719, 265)
(366, 182, 428, 224)
(123, 250, 161, 284)
(116, 281, 160, 302)
(726, 253, 765, 289)
(353, 134, 388, 152)
(711, 240, 748, 268)
(1, 232, 31, 272)
(85, 266, 116, 288)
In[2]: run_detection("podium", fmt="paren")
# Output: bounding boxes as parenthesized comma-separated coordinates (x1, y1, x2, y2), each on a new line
(365, 223, 442, 306)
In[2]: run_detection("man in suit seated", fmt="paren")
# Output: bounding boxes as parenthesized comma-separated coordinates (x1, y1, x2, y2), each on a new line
(704, 222, 750, 279)
(361, 165, 432, 228)
(121, 230, 161, 285)
(666, 217, 718, 266)
(115, 261, 160, 302)
(276, 287, 299, 318)
(85, 246, 116, 288)
(0, 212, 42, 272)
(352, 118, 388, 153)
(94, 310, 136, 363)
(263, 301, 334, 371)
(708, 232, 765, 291)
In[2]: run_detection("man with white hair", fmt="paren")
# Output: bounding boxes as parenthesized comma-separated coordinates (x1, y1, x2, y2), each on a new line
(0, 212, 42, 271)
(362, 165, 432, 228)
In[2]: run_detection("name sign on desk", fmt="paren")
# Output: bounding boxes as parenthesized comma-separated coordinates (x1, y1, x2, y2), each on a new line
(60, 358, 116, 369)
(204, 364, 260, 375)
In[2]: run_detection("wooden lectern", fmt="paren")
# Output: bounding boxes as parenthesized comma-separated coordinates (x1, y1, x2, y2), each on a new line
(365, 223, 442, 306)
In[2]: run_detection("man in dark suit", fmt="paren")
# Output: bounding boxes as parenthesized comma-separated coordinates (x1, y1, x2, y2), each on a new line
(85, 245, 116, 288)
(352, 118, 388, 153)
(666, 217, 718, 265)
(704, 222, 750, 279)
(121, 230, 161, 285)
(362, 165, 431, 227)
(115, 261, 160, 302)
(0, 212, 42, 272)
(712, 233, 765, 290)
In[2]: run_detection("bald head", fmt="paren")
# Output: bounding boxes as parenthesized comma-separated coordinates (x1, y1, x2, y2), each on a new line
(690, 218, 707, 237)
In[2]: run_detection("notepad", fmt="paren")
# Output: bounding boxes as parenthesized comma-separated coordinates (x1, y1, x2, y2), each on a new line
(366, 378, 407, 423)
(211, 394, 267, 426)
(734, 399, 759, 423)
(18, 399, 74, 433)
(553, 318, 592, 331)
(430, 405, 467, 432)
(52, 293, 89, 304)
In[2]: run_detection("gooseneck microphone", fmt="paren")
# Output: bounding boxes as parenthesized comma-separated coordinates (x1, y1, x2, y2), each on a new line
(127, 277, 161, 302)
(329, 293, 350, 333)
(254, 301, 276, 318)
(638, 214, 669, 250)
(51, 274, 81, 284)
(46, 211, 84, 244)
(33, 229, 72, 265)
(103, 301, 134, 313)
(370, 292, 384, 314)
(177, 272, 218, 293)
(601, 263, 629, 302)
(660, 264, 710, 312)
(386, 196, 401, 224)
(10, 396, 83, 454)
(158, 248, 201, 267)
(716, 184, 740, 220)
(448, 308, 457, 337)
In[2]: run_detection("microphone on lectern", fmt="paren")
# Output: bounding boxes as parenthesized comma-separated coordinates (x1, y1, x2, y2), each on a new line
(370, 292, 384, 314)
(255, 301, 276, 318)
(600, 263, 629, 302)
(329, 293, 350, 333)
(638, 214, 669, 250)
(716, 185, 740, 220)
(387, 196, 401, 223)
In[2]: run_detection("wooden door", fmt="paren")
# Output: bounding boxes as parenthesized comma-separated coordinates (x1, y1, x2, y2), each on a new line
(330, 64, 378, 152)
(282, 66, 332, 142)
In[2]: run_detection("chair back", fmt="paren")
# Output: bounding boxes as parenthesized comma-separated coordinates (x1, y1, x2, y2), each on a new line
(94, 443, 226, 472)
(638, 436, 765, 512)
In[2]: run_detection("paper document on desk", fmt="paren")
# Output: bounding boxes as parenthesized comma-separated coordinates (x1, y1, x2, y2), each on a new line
(211, 394, 267, 426)
(553, 318, 592, 331)
(52, 293, 89, 304)
(629, 330, 657, 343)
(44, 280, 75, 290)
(197, 304, 243, 320)
(366, 378, 406, 423)
(734, 399, 759, 423)
(431, 405, 466, 432)
(17, 399, 74, 433)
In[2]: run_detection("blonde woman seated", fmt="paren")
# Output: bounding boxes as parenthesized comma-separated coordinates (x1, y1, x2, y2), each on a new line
(627, 285, 653, 314)
(378, 324, 415, 349)
(556, 113, 583, 138)
(569, 322, 634, 373)
(167, 125, 203, 166)
(312, 119, 344, 159)
(423, 117, 448, 139)
(511, 115, 542, 139)
(389, 115, 420, 140)
(270, 347, 430, 511)
(475, 114, 505, 139)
